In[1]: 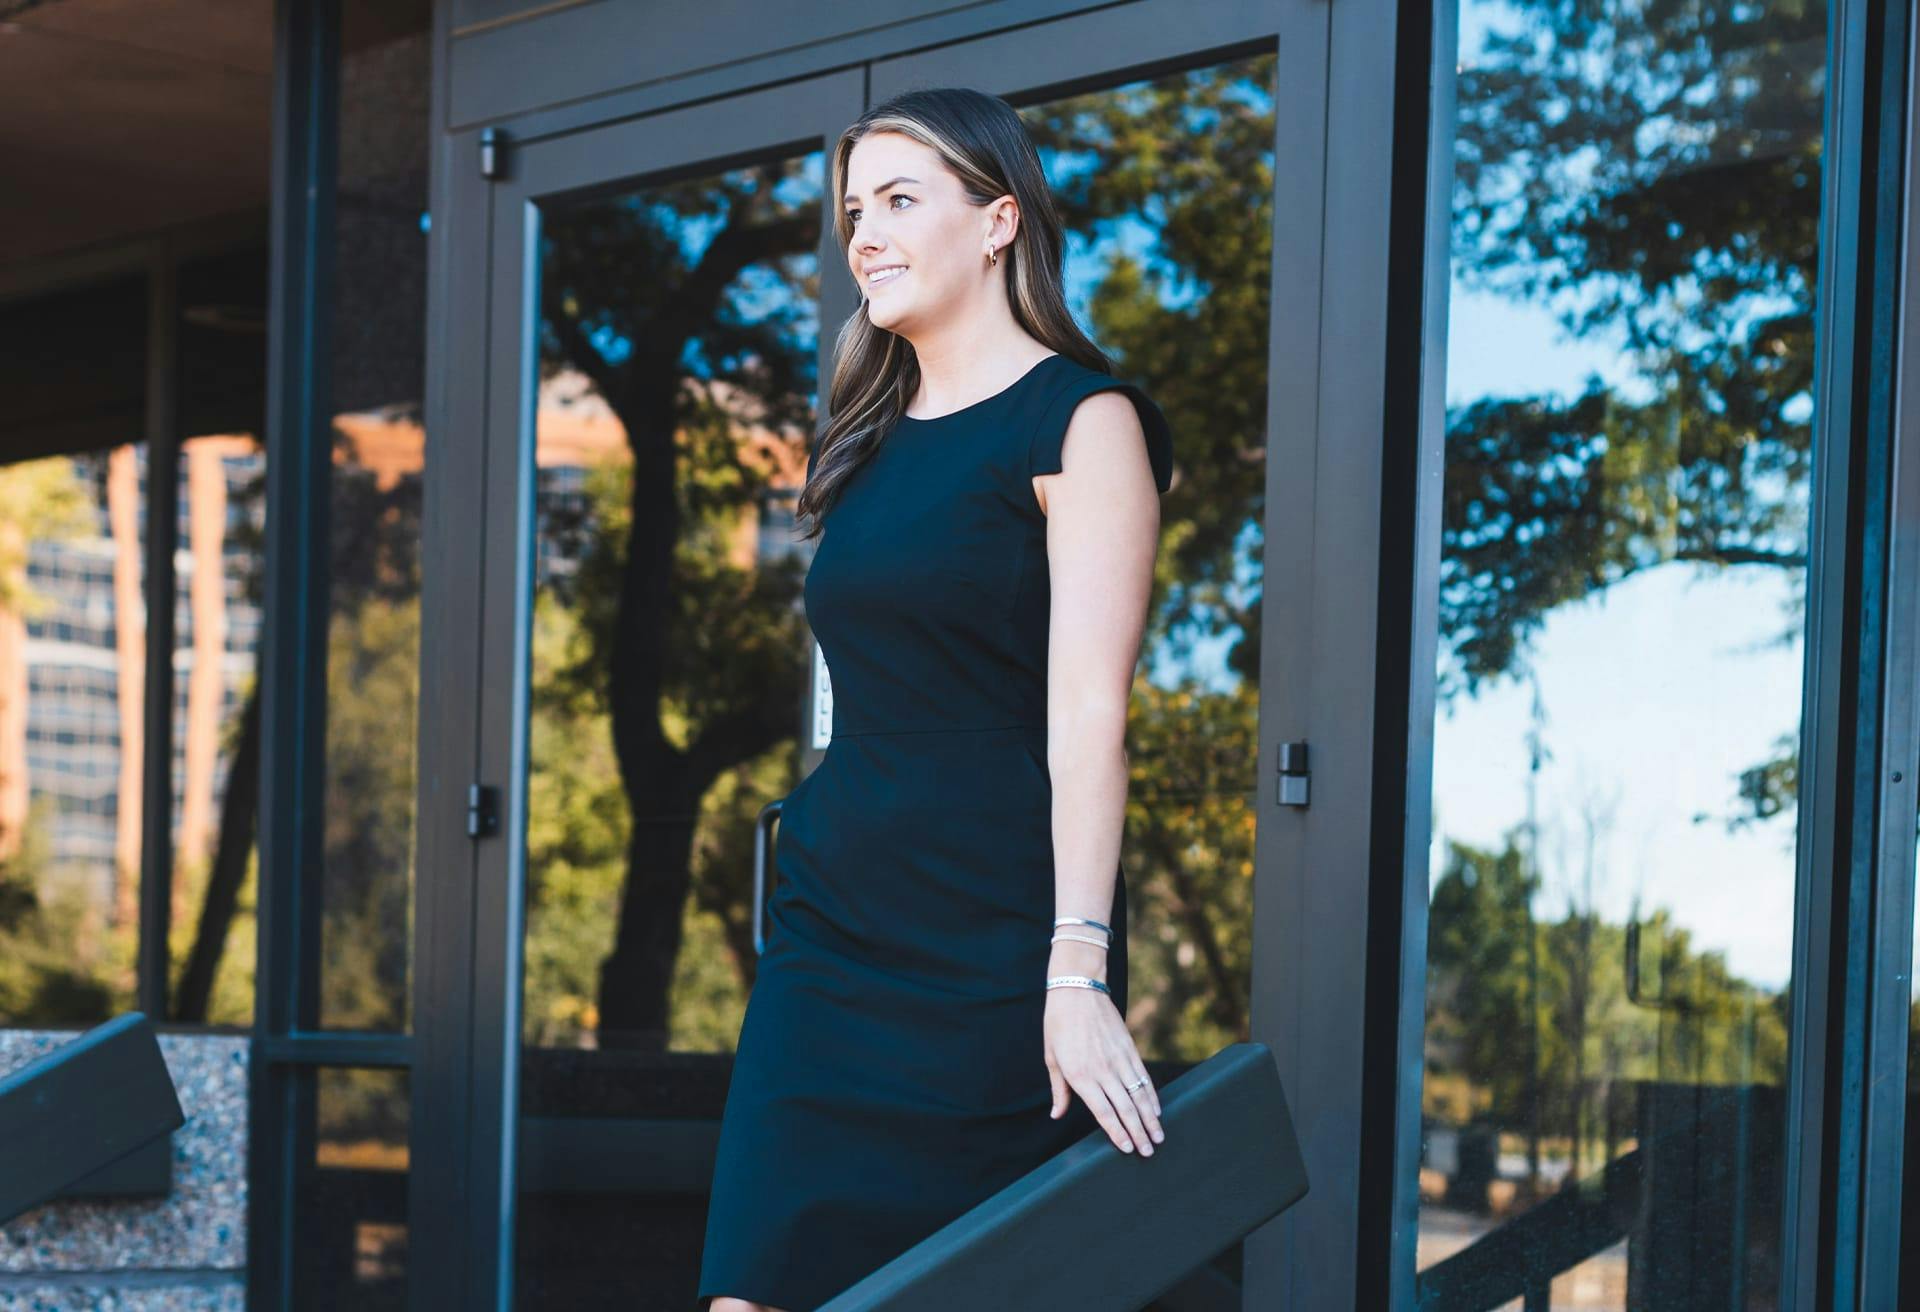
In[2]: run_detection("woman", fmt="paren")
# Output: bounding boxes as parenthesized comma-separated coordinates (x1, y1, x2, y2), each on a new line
(698, 86, 1174, 1312)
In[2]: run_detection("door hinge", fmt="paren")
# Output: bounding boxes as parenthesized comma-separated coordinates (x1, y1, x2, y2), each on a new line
(479, 126, 506, 181)
(467, 783, 500, 838)
(1276, 739, 1309, 807)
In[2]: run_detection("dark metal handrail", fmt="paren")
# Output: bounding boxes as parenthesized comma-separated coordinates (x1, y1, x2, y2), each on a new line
(1415, 1142, 1641, 1310)
(1415, 1080, 1781, 1310)
(816, 1042, 1308, 1311)
(0, 1011, 184, 1224)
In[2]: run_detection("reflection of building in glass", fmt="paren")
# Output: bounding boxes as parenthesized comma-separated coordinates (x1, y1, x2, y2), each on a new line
(9, 438, 264, 932)
(22, 533, 120, 873)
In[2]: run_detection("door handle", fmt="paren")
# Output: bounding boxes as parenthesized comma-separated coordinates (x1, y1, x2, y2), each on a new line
(751, 798, 784, 956)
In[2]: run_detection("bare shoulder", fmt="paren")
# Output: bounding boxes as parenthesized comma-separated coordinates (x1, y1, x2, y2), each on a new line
(1051, 390, 1145, 470)
(1061, 388, 1149, 470)
(1032, 389, 1157, 517)
(1064, 388, 1144, 433)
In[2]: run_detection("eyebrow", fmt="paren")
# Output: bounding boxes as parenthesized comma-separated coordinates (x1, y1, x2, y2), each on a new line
(843, 176, 921, 206)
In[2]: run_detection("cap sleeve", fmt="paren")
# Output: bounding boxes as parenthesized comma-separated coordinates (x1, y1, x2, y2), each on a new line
(1027, 375, 1174, 494)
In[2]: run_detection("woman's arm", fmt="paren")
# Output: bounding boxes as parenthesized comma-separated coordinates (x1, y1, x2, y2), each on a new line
(1033, 387, 1165, 1156)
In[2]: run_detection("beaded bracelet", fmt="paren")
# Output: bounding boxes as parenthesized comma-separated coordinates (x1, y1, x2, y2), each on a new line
(1046, 975, 1111, 995)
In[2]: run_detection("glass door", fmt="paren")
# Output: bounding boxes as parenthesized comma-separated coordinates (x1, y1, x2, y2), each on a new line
(1409, 0, 1833, 1304)
(864, 3, 1326, 1306)
(461, 3, 1327, 1299)
(470, 72, 864, 1309)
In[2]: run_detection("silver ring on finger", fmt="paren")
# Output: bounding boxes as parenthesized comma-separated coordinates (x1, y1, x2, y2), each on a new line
(1124, 1075, 1148, 1093)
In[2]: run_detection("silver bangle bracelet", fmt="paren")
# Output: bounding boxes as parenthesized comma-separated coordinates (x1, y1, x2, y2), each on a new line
(1046, 975, 1111, 995)
(1050, 932, 1111, 949)
(1053, 916, 1112, 935)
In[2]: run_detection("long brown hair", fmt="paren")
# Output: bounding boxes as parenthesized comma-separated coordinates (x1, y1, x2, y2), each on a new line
(798, 87, 1117, 540)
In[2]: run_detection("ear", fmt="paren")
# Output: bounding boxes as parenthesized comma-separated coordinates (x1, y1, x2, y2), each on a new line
(987, 193, 1020, 246)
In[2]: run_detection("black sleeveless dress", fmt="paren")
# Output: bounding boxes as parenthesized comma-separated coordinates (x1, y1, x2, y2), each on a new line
(696, 352, 1175, 1310)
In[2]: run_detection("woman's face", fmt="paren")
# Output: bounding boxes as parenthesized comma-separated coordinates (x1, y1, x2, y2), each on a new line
(843, 131, 1011, 334)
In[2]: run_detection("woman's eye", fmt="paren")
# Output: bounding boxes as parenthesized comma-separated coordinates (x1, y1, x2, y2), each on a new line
(846, 195, 913, 224)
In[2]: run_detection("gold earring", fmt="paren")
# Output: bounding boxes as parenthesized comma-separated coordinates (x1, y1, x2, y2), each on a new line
(985, 243, 998, 267)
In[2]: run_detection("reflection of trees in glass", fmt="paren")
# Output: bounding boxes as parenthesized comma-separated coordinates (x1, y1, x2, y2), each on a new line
(1423, 0, 1821, 1199)
(168, 676, 259, 1026)
(1426, 832, 1788, 1190)
(171, 442, 265, 1027)
(316, 1066, 410, 1167)
(316, 479, 421, 1034)
(518, 64, 1287, 1062)
(1018, 59, 1276, 1058)
(169, 425, 423, 1032)
(1024, 65, 1276, 674)
(316, 440, 423, 1033)
(0, 446, 273, 1028)
(526, 159, 821, 1052)
(1123, 684, 1259, 1059)
(1443, 0, 1822, 729)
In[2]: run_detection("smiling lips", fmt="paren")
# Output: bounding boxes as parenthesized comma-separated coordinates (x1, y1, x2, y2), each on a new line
(867, 265, 907, 287)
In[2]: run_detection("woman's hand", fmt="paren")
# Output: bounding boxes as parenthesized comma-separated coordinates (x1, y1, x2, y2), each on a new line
(1043, 951, 1164, 1155)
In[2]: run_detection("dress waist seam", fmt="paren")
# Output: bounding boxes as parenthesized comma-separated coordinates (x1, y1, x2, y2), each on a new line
(831, 721, 1046, 738)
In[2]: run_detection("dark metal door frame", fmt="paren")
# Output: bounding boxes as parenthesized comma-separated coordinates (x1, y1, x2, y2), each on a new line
(1818, 0, 1920, 1304)
(408, 1, 1426, 1308)
(1779, 0, 1920, 1305)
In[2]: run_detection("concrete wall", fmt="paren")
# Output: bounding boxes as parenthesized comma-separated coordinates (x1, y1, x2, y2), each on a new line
(0, 1031, 248, 1312)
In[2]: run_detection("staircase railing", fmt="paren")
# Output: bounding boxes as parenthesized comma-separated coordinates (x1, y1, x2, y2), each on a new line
(0, 1011, 185, 1225)
(817, 1041, 1308, 1312)
(1414, 1080, 1783, 1310)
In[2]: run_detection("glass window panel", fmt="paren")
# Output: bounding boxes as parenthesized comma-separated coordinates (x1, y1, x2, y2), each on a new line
(1413, 0, 1827, 1305)
(317, 5, 432, 1032)
(513, 143, 827, 1303)
(0, 0, 273, 1032)
(294, 1065, 411, 1310)
(0, 275, 151, 1026)
(1016, 57, 1274, 1072)
(169, 245, 270, 1028)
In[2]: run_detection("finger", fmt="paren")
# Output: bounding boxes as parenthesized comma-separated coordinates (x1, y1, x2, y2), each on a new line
(1048, 1061, 1067, 1119)
(1098, 1070, 1154, 1154)
(1129, 1057, 1161, 1118)
(1111, 1036, 1162, 1123)
(1069, 1072, 1133, 1152)
(1125, 1069, 1164, 1142)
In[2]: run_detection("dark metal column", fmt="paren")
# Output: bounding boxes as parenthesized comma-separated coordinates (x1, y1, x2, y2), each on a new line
(1781, 0, 1918, 1305)
(1855, 0, 1920, 1300)
(249, 1, 338, 1308)
(1379, 0, 1460, 1304)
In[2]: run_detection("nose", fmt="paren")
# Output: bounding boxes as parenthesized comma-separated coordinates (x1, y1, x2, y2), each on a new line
(852, 226, 886, 263)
